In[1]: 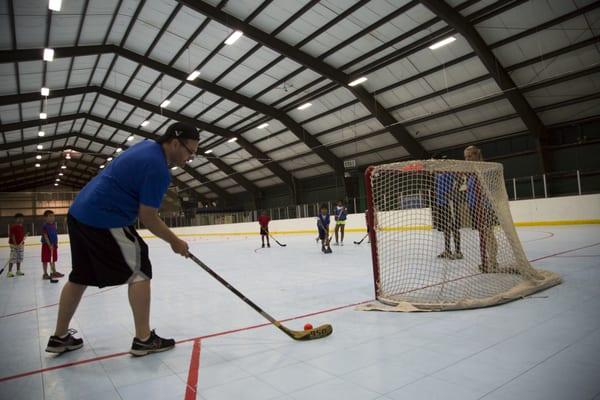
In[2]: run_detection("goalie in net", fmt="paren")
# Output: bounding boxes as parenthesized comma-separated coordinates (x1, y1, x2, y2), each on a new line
(364, 147, 561, 311)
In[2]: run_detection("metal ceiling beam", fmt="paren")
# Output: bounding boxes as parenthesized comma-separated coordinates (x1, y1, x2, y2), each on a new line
(0, 45, 313, 191)
(419, 0, 551, 172)
(0, 106, 239, 201)
(176, 0, 427, 160)
(1, 161, 98, 185)
(0, 145, 211, 202)
(200, 0, 599, 167)
(4, 173, 89, 191)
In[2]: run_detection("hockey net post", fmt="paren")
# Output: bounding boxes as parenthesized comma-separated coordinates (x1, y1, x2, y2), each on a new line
(364, 160, 561, 311)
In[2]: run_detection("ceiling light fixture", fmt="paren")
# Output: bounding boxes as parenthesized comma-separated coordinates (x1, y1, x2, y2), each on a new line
(429, 36, 456, 50)
(43, 48, 54, 61)
(224, 30, 243, 45)
(186, 70, 201, 81)
(297, 102, 312, 110)
(348, 76, 368, 87)
(49, 0, 62, 11)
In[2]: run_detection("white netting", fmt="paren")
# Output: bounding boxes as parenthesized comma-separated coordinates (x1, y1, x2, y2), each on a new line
(364, 160, 561, 311)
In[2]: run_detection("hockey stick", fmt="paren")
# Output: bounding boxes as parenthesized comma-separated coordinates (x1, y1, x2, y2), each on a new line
(189, 253, 332, 341)
(269, 234, 287, 247)
(0, 259, 8, 276)
(354, 233, 369, 245)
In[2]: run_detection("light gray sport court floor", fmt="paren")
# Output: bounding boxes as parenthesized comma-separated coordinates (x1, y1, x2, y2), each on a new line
(0, 225, 599, 400)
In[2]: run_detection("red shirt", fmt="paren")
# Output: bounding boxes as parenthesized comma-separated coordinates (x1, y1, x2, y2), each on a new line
(9, 224, 25, 245)
(258, 215, 270, 228)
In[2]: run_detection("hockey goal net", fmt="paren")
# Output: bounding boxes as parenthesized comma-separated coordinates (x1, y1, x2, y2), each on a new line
(364, 160, 561, 311)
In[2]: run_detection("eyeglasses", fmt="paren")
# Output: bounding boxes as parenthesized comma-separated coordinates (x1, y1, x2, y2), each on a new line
(178, 138, 198, 160)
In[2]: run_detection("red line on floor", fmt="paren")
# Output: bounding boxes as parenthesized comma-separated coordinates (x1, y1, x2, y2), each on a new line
(529, 242, 600, 262)
(0, 286, 120, 319)
(2, 240, 597, 384)
(184, 339, 201, 400)
(0, 299, 369, 383)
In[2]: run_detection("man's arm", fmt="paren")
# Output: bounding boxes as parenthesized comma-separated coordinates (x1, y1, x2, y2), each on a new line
(138, 204, 188, 257)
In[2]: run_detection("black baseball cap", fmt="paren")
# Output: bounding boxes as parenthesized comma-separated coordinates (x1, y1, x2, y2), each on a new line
(156, 122, 200, 143)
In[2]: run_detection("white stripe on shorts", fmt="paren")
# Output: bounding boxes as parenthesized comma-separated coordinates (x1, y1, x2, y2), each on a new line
(109, 227, 148, 283)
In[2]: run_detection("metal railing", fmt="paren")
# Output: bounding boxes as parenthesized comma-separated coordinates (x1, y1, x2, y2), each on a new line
(1, 169, 598, 235)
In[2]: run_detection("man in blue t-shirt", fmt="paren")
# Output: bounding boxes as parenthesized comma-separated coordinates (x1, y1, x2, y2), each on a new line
(46, 122, 199, 357)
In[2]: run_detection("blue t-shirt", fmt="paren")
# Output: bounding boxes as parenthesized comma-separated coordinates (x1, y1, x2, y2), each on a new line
(435, 173, 455, 206)
(334, 206, 347, 221)
(317, 213, 330, 231)
(69, 140, 171, 228)
(41, 223, 58, 246)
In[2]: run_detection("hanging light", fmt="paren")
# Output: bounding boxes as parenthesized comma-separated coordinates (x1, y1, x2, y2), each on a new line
(348, 76, 368, 87)
(224, 30, 243, 45)
(186, 70, 201, 81)
(43, 48, 54, 61)
(429, 36, 456, 50)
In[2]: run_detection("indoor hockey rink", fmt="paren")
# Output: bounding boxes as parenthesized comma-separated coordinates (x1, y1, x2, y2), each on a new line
(1, 225, 599, 400)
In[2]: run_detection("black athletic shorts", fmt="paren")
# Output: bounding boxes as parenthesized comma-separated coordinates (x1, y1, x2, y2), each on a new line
(67, 214, 152, 288)
(260, 227, 268, 236)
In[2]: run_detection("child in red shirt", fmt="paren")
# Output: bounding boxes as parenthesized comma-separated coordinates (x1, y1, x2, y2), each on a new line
(258, 210, 271, 248)
(8, 213, 26, 277)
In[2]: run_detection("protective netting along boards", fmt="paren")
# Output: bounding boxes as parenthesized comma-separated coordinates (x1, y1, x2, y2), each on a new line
(363, 160, 561, 311)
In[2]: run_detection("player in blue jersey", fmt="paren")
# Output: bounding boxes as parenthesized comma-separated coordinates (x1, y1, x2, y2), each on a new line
(317, 204, 332, 254)
(333, 200, 348, 246)
(46, 122, 199, 356)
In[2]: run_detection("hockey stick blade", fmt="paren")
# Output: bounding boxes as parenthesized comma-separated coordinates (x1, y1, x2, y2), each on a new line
(354, 233, 369, 245)
(278, 323, 333, 341)
(269, 235, 287, 247)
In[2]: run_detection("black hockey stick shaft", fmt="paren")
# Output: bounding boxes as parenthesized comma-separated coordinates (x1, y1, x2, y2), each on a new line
(188, 253, 331, 340)
(269, 234, 286, 247)
(354, 233, 369, 245)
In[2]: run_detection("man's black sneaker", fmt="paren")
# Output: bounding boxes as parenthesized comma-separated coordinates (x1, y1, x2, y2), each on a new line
(130, 330, 175, 356)
(46, 329, 84, 354)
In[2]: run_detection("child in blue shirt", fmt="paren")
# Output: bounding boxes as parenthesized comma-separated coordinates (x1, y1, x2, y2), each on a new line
(317, 204, 332, 253)
(41, 210, 64, 279)
(333, 200, 348, 246)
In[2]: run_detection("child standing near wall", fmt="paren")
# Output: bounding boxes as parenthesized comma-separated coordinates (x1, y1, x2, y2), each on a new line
(333, 200, 347, 246)
(317, 204, 332, 254)
(258, 210, 271, 248)
(7, 213, 26, 277)
(41, 210, 64, 280)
